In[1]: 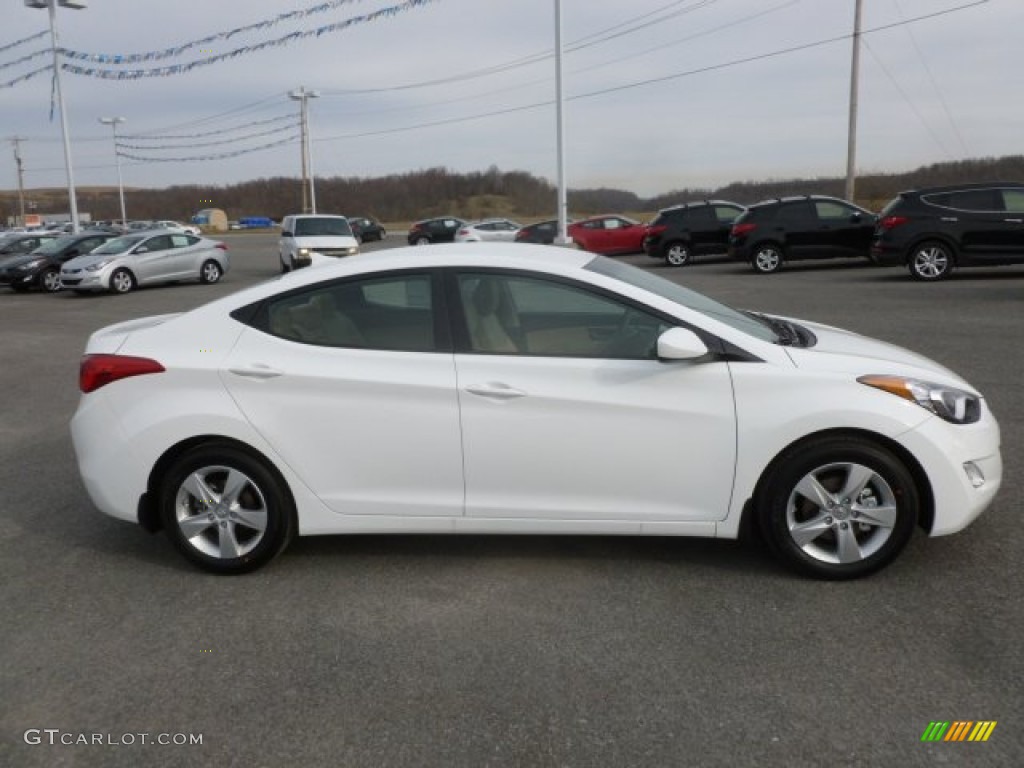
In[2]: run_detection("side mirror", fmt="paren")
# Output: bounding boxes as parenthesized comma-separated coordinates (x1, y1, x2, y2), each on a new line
(657, 327, 709, 361)
(850, 212, 862, 223)
(281, 230, 293, 238)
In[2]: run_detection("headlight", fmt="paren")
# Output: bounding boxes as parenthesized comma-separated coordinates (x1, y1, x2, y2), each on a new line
(345, 246, 359, 255)
(85, 259, 113, 272)
(298, 248, 311, 256)
(18, 258, 46, 271)
(858, 375, 981, 424)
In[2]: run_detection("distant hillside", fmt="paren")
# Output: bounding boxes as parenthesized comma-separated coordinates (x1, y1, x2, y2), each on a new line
(4, 156, 1023, 225)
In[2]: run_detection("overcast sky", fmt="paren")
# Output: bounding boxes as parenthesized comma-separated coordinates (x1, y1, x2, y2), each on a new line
(2, 0, 1020, 198)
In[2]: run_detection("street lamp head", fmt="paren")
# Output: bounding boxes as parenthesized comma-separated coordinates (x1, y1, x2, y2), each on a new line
(99, 116, 126, 125)
(288, 88, 321, 101)
(25, 1, 88, 8)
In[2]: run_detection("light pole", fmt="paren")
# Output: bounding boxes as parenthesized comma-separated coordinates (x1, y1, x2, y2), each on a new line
(289, 87, 321, 214)
(554, 0, 570, 245)
(25, 1, 86, 233)
(99, 117, 127, 229)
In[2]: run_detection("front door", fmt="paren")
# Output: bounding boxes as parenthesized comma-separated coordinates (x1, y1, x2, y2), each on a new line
(451, 271, 736, 522)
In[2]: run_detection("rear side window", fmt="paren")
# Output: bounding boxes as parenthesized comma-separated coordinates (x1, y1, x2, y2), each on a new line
(259, 274, 438, 352)
(776, 202, 812, 227)
(714, 205, 743, 224)
(684, 207, 716, 227)
(924, 189, 1002, 212)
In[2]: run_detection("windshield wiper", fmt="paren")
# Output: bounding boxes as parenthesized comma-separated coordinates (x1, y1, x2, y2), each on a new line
(745, 311, 799, 346)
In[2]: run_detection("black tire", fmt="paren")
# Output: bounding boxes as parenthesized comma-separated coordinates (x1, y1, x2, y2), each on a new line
(908, 240, 955, 281)
(200, 259, 222, 284)
(751, 243, 784, 274)
(158, 443, 296, 574)
(40, 268, 63, 293)
(109, 268, 135, 294)
(755, 436, 918, 580)
(663, 241, 691, 267)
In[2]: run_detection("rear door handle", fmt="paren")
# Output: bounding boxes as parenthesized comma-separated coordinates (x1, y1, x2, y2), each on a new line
(465, 382, 527, 400)
(941, 217, 958, 222)
(1005, 218, 1023, 223)
(228, 363, 284, 379)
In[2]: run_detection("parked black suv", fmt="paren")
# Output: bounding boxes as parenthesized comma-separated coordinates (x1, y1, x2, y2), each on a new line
(406, 217, 465, 245)
(729, 196, 876, 273)
(871, 182, 1024, 280)
(643, 200, 745, 266)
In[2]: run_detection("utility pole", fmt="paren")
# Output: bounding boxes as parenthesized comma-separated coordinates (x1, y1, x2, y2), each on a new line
(844, 0, 863, 203)
(289, 87, 320, 214)
(10, 137, 28, 224)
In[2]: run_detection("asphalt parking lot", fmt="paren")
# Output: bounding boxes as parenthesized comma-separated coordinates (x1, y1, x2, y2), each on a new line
(1, 233, 1021, 767)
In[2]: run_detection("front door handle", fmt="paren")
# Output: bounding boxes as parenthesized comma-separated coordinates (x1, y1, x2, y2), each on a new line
(465, 382, 527, 400)
(228, 363, 284, 379)
(1005, 218, 1023, 224)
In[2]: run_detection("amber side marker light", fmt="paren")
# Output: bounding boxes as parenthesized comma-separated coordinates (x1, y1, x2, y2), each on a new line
(80, 354, 165, 393)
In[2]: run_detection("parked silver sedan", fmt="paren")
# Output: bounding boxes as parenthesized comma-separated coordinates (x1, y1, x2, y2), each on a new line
(454, 218, 522, 243)
(59, 231, 229, 294)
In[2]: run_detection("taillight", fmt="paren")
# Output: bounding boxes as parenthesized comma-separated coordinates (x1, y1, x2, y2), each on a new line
(216, 243, 228, 251)
(878, 215, 908, 231)
(646, 225, 667, 237)
(731, 222, 756, 237)
(458, 229, 470, 236)
(80, 354, 165, 393)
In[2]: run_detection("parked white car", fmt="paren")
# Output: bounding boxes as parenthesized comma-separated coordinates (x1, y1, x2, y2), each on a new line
(454, 218, 522, 243)
(70, 244, 1000, 577)
(60, 230, 229, 294)
(155, 220, 201, 236)
(278, 214, 359, 272)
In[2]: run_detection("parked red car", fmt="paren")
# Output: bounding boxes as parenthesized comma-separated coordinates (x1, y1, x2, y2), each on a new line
(568, 215, 646, 255)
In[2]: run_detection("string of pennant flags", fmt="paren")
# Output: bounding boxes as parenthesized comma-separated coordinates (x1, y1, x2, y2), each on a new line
(122, 113, 297, 141)
(1, 0, 436, 89)
(0, 48, 48, 72)
(116, 135, 299, 164)
(117, 121, 300, 150)
(0, 29, 47, 55)
(63, 0, 366, 64)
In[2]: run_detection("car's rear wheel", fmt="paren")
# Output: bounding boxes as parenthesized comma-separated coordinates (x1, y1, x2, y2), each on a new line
(159, 444, 296, 574)
(751, 244, 783, 273)
(40, 268, 62, 292)
(109, 268, 135, 294)
(664, 242, 691, 267)
(414, 236, 430, 246)
(756, 436, 918, 579)
(200, 259, 222, 284)
(908, 241, 955, 281)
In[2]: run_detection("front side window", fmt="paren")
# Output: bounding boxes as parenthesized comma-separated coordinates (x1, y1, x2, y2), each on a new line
(715, 205, 744, 223)
(457, 272, 670, 359)
(140, 235, 172, 252)
(92, 235, 146, 255)
(814, 201, 856, 221)
(261, 273, 436, 352)
(1000, 189, 1024, 213)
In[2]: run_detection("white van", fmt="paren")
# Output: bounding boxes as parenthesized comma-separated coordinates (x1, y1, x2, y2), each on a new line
(279, 214, 360, 272)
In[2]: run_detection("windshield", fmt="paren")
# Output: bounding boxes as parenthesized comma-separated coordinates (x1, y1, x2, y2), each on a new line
(34, 236, 77, 255)
(294, 217, 353, 237)
(92, 235, 146, 255)
(584, 255, 776, 342)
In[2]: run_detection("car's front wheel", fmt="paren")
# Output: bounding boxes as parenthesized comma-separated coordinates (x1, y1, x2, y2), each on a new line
(908, 241, 955, 281)
(751, 244, 784, 274)
(756, 436, 918, 579)
(158, 444, 296, 574)
(200, 260, 222, 284)
(414, 236, 430, 246)
(109, 268, 135, 294)
(40, 268, 62, 292)
(664, 242, 691, 267)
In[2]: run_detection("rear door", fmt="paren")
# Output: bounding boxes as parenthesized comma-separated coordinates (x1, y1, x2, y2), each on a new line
(222, 271, 464, 518)
(998, 188, 1024, 258)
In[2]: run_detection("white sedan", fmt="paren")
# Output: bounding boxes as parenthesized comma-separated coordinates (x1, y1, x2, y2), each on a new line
(70, 244, 1001, 577)
(454, 218, 522, 242)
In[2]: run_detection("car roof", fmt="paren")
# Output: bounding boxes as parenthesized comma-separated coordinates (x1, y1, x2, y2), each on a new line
(658, 199, 743, 213)
(897, 181, 1024, 196)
